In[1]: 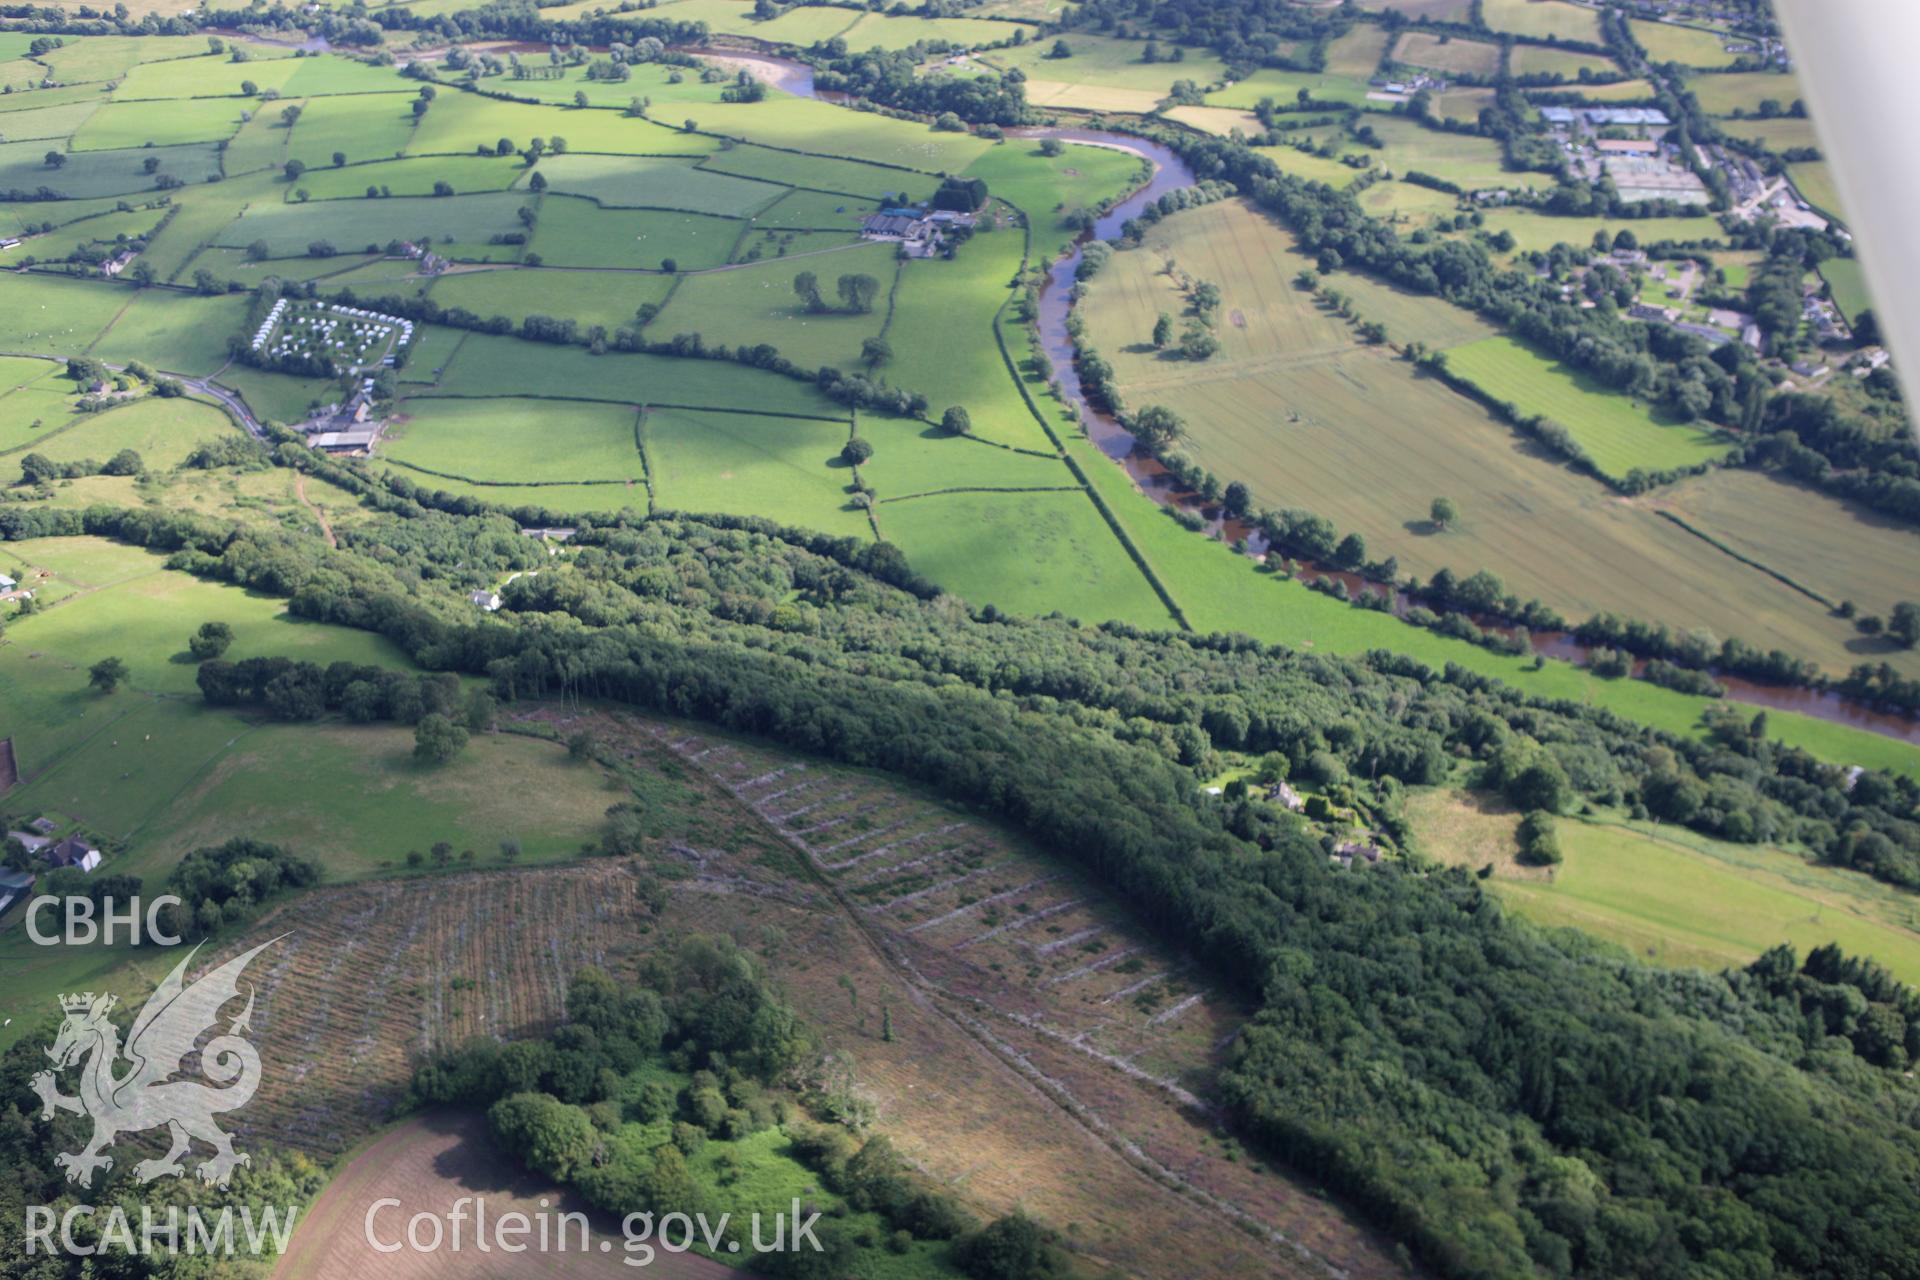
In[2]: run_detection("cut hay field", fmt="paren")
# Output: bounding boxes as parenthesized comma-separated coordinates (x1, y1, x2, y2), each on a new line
(644, 406, 870, 538)
(1410, 789, 1920, 982)
(525, 152, 784, 216)
(651, 240, 898, 371)
(527, 195, 742, 271)
(976, 33, 1230, 111)
(385, 396, 642, 485)
(1483, 0, 1601, 41)
(427, 265, 676, 334)
(1651, 470, 1920, 628)
(1207, 67, 1369, 111)
(688, 93, 993, 174)
(1687, 70, 1808, 117)
(1326, 23, 1394, 78)
(1392, 32, 1503, 77)
(1630, 18, 1740, 68)
(1075, 200, 1889, 674)
(1545, 77, 1661, 103)
(1443, 334, 1735, 480)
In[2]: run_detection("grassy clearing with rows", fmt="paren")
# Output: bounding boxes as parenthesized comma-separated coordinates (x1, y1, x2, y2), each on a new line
(385, 395, 643, 485)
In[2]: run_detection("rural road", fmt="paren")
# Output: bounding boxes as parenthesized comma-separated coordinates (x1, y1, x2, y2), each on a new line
(0, 348, 268, 438)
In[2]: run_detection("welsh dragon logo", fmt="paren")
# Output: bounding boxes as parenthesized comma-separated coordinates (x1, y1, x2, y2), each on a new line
(30, 938, 281, 1190)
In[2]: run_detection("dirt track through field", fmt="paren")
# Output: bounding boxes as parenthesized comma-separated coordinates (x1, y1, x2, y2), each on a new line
(275, 1112, 731, 1280)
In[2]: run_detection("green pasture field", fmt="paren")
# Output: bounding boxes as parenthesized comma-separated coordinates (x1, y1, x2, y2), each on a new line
(1409, 790, 1920, 982)
(0, 194, 146, 238)
(526, 195, 743, 271)
(138, 170, 277, 282)
(88, 287, 250, 376)
(645, 405, 869, 536)
(0, 270, 130, 352)
(961, 138, 1144, 259)
(0, 139, 224, 199)
(309, 255, 436, 297)
(433, 332, 847, 418)
(0, 82, 113, 113)
(285, 92, 422, 169)
(1715, 113, 1818, 155)
(1249, 139, 1364, 186)
(524, 152, 784, 216)
(128, 721, 629, 882)
(210, 363, 338, 426)
(109, 51, 300, 100)
(686, 94, 993, 173)
(881, 487, 1175, 629)
(427, 266, 675, 334)
(1208, 68, 1369, 111)
(470, 60, 737, 110)
(397, 324, 464, 382)
(730, 227, 863, 263)
(1484, 0, 1602, 41)
(1366, 116, 1518, 192)
(0, 98, 99, 140)
(1687, 70, 1808, 117)
(861, 419, 1072, 498)
(403, 90, 712, 160)
(652, 240, 897, 372)
(1443, 335, 1734, 479)
(385, 395, 642, 484)
(193, 246, 379, 289)
(25, 394, 239, 469)
(1630, 18, 1739, 68)
(1787, 161, 1846, 222)
(1474, 209, 1725, 254)
(214, 190, 529, 259)
(0, 357, 77, 451)
(880, 232, 1051, 451)
(1653, 469, 1920, 627)
(1818, 256, 1873, 324)
(221, 101, 299, 175)
(68, 97, 243, 149)
(1509, 45, 1620, 79)
(292, 153, 527, 200)
(35, 36, 210, 86)
(1392, 32, 1502, 77)
(750, 187, 876, 230)
(697, 144, 909, 200)
(1352, 175, 1470, 225)
(37, 204, 168, 250)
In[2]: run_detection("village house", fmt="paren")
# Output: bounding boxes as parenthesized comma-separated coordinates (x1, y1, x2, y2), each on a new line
(43, 836, 101, 873)
(1267, 781, 1305, 812)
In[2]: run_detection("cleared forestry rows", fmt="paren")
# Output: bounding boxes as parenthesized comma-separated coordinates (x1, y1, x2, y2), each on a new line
(211, 864, 652, 1158)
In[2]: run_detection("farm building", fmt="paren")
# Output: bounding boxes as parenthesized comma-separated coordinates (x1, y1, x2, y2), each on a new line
(44, 836, 101, 873)
(310, 429, 380, 454)
(0, 575, 13, 591)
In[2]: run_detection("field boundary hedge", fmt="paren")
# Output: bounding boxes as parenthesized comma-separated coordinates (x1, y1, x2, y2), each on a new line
(1651, 508, 1836, 609)
(877, 484, 1082, 504)
(400, 391, 852, 424)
